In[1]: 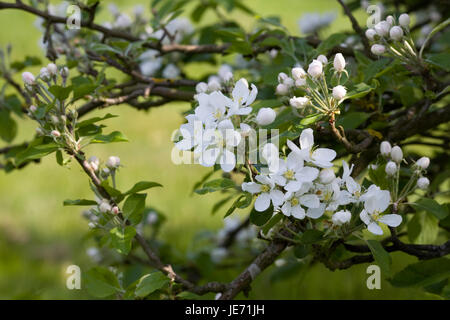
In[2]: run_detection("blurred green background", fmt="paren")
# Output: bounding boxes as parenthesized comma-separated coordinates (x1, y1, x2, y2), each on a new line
(0, 0, 435, 299)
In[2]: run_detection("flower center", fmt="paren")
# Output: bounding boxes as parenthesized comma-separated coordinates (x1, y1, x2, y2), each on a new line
(283, 169, 295, 180)
(372, 211, 381, 221)
(261, 184, 270, 193)
(214, 109, 223, 119)
(290, 197, 299, 206)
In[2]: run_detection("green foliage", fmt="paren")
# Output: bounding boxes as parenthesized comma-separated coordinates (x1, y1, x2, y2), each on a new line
(366, 240, 392, 276)
(109, 226, 136, 255)
(85, 267, 122, 298)
(123, 193, 147, 225)
(194, 178, 236, 194)
(135, 272, 169, 298)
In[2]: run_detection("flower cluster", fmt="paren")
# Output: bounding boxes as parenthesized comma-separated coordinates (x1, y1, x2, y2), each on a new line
(366, 13, 420, 64)
(297, 12, 336, 35)
(175, 77, 277, 172)
(276, 53, 348, 117)
(242, 129, 401, 235)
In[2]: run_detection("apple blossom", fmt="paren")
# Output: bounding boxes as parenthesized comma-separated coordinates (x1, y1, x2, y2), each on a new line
(162, 64, 180, 79)
(22, 71, 35, 85)
(365, 28, 377, 41)
(333, 53, 346, 72)
(386, 15, 395, 26)
(380, 141, 392, 157)
(319, 168, 335, 184)
(332, 210, 351, 225)
(317, 54, 328, 65)
(417, 177, 430, 190)
(218, 64, 233, 82)
(332, 85, 347, 100)
(88, 156, 100, 172)
(242, 175, 284, 212)
(371, 44, 386, 55)
(60, 66, 69, 78)
(207, 78, 221, 91)
(295, 78, 307, 87)
(289, 96, 309, 108)
(99, 200, 112, 213)
(385, 161, 397, 176)
(47, 63, 58, 75)
(51, 130, 60, 137)
(228, 78, 257, 116)
(374, 21, 390, 37)
(390, 26, 404, 41)
(276, 83, 289, 95)
(256, 108, 276, 126)
(106, 156, 120, 169)
(29, 105, 37, 113)
(195, 82, 208, 93)
(308, 59, 323, 78)
(391, 146, 403, 163)
(416, 157, 430, 170)
(291, 67, 306, 80)
(399, 13, 410, 28)
(40, 67, 50, 81)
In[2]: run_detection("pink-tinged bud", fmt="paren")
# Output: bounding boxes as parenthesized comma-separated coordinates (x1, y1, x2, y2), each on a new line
(29, 105, 37, 113)
(399, 13, 410, 28)
(385, 161, 397, 176)
(51, 130, 61, 138)
(391, 146, 403, 163)
(291, 67, 306, 80)
(332, 85, 347, 100)
(333, 53, 346, 72)
(417, 177, 429, 190)
(22, 72, 35, 85)
(256, 108, 276, 126)
(365, 28, 377, 41)
(416, 157, 430, 170)
(47, 63, 58, 75)
(371, 44, 386, 55)
(380, 141, 391, 157)
(390, 26, 404, 41)
(99, 200, 112, 213)
(374, 21, 390, 37)
(112, 206, 120, 215)
(386, 15, 395, 26)
(106, 156, 120, 169)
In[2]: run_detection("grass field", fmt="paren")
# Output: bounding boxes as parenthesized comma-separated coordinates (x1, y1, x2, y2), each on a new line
(0, 0, 435, 299)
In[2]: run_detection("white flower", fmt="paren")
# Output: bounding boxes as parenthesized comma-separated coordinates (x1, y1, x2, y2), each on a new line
(99, 200, 112, 213)
(271, 152, 306, 192)
(338, 160, 362, 204)
(374, 21, 390, 37)
(282, 77, 294, 87)
(332, 85, 347, 100)
(332, 210, 351, 225)
(307, 59, 323, 78)
(281, 192, 320, 219)
(227, 78, 257, 116)
(275, 83, 289, 95)
(287, 128, 336, 168)
(51, 130, 60, 137)
(360, 185, 400, 235)
(239, 123, 252, 137)
(196, 82, 208, 93)
(333, 53, 346, 72)
(371, 44, 386, 55)
(417, 177, 429, 190)
(399, 13, 410, 28)
(162, 63, 180, 79)
(47, 63, 58, 75)
(261, 143, 280, 173)
(256, 108, 276, 126)
(106, 156, 120, 169)
(114, 13, 132, 29)
(278, 72, 289, 83)
(88, 156, 100, 171)
(365, 28, 377, 41)
(218, 64, 233, 82)
(289, 96, 309, 108)
(391, 146, 403, 163)
(291, 67, 306, 80)
(207, 78, 221, 91)
(385, 161, 397, 176)
(195, 91, 230, 126)
(175, 115, 204, 152)
(22, 72, 35, 85)
(390, 26, 404, 41)
(380, 141, 391, 157)
(139, 50, 162, 76)
(317, 55, 328, 65)
(319, 168, 335, 184)
(242, 175, 284, 212)
(416, 157, 430, 170)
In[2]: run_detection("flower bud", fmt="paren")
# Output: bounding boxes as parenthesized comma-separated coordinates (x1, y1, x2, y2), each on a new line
(399, 13, 410, 28)
(295, 78, 307, 87)
(333, 53, 346, 72)
(101, 168, 110, 179)
(278, 72, 289, 82)
(239, 123, 252, 137)
(207, 78, 221, 91)
(106, 156, 120, 169)
(371, 44, 386, 55)
(289, 96, 309, 108)
(99, 200, 112, 213)
(60, 66, 69, 78)
(332, 85, 347, 100)
(380, 141, 391, 157)
(51, 130, 61, 138)
(385, 161, 397, 176)
(40, 67, 50, 81)
(29, 105, 37, 113)
(365, 28, 377, 41)
(391, 146, 403, 163)
(47, 63, 58, 76)
(111, 206, 120, 215)
(386, 15, 395, 26)
(88, 222, 96, 229)
(417, 177, 429, 190)
(22, 72, 35, 85)
(283, 77, 294, 87)
(332, 210, 351, 225)
(88, 156, 100, 172)
(51, 115, 59, 124)
(256, 108, 276, 126)
(307, 59, 323, 78)
(317, 54, 328, 65)
(195, 82, 208, 93)
(416, 157, 430, 170)
(36, 127, 45, 136)
(374, 21, 390, 37)
(291, 67, 306, 80)
(275, 83, 289, 95)
(319, 168, 336, 184)
(390, 26, 404, 41)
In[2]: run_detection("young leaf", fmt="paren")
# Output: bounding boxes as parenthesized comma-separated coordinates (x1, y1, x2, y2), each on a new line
(194, 178, 236, 194)
(63, 199, 98, 206)
(389, 258, 450, 288)
(366, 239, 392, 276)
(410, 198, 449, 220)
(122, 193, 146, 225)
(85, 267, 121, 298)
(109, 226, 137, 255)
(135, 272, 169, 298)
(124, 181, 162, 195)
(90, 131, 128, 144)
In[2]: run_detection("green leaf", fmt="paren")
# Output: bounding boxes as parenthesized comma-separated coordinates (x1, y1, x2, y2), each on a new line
(63, 199, 98, 206)
(410, 198, 448, 220)
(408, 211, 439, 244)
(135, 272, 169, 298)
(72, 83, 98, 101)
(123, 193, 146, 225)
(194, 178, 236, 195)
(336, 112, 371, 130)
(366, 240, 392, 276)
(0, 109, 17, 143)
(346, 82, 376, 100)
(299, 229, 324, 244)
(211, 196, 233, 215)
(90, 131, 128, 144)
(49, 85, 73, 101)
(224, 193, 252, 218)
(55, 150, 63, 166)
(389, 258, 450, 288)
(15, 142, 59, 166)
(100, 180, 123, 201)
(294, 244, 311, 259)
(426, 53, 450, 72)
(316, 33, 347, 54)
(76, 113, 117, 129)
(109, 226, 136, 255)
(124, 181, 162, 195)
(85, 267, 121, 298)
(262, 213, 283, 235)
(250, 205, 273, 226)
(176, 291, 203, 300)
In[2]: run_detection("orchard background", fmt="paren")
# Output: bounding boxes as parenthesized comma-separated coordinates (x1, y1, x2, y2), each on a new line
(0, 0, 448, 299)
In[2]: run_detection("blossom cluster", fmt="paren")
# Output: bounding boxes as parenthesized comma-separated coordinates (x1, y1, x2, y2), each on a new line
(242, 129, 402, 235)
(276, 53, 348, 116)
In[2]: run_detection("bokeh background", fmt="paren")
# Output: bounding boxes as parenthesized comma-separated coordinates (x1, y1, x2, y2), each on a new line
(0, 0, 436, 299)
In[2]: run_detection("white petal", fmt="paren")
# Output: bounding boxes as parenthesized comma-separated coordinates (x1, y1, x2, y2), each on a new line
(376, 190, 391, 213)
(291, 205, 306, 219)
(299, 194, 320, 208)
(359, 209, 371, 225)
(287, 139, 301, 154)
(199, 148, 220, 167)
(313, 148, 336, 162)
(246, 84, 258, 105)
(367, 222, 383, 235)
(296, 166, 319, 182)
(220, 149, 236, 172)
(306, 203, 325, 219)
(378, 214, 402, 227)
(175, 138, 193, 151)
(300, 128, 314, 149)
(232, 78, 249, 102)
(270, 190, 285, 207)
(286, 152, 303, 170)
(346, 177, 361, 195)
(242, 182, 261, 194)
(255, 193, 271, 212)
(281, 202, 291, 216)
(285, 180, 302, 192)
